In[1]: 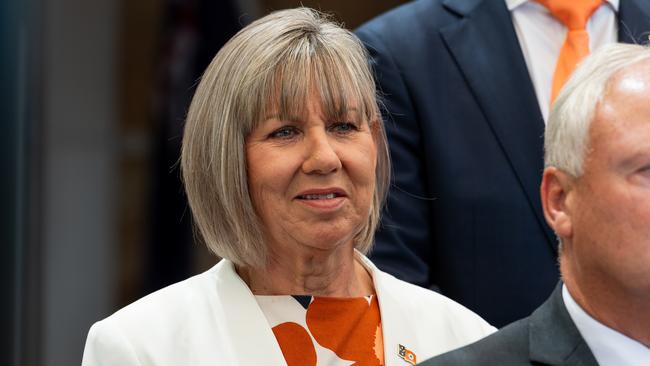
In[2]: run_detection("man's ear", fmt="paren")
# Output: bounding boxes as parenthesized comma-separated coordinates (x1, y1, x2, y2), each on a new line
(540, 167, 574, 239)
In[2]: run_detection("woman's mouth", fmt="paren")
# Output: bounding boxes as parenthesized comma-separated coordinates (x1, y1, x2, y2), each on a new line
(298, 193, 340, 200)
(295, 188, 347, 210)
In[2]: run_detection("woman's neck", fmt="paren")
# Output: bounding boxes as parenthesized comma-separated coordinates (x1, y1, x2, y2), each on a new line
(237, 244, 374, 297)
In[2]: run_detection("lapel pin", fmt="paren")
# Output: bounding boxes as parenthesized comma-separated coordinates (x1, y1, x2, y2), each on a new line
(398, 344, 416, 365)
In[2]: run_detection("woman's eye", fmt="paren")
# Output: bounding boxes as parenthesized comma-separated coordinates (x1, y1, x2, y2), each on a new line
(329, 122, 358, 134)
(269, 126, 298, 139)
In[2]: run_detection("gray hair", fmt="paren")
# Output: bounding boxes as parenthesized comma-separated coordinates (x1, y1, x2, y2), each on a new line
(545, 43, 650, 175)
(181, 8, 390, 268)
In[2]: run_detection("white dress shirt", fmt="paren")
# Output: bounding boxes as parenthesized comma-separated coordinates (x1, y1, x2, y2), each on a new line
(562, 285, 650, 366)
(506, 0, 618, 122)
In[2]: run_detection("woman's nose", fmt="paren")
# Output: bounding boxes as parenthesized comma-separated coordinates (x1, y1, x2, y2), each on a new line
(301, 131, 342, 175)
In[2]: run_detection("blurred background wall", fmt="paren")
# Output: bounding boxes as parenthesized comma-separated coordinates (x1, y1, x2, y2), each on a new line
(3, 0, 408, 365)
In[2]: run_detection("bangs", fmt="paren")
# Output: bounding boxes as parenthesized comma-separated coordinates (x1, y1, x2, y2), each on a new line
(246, 34, 378, 129)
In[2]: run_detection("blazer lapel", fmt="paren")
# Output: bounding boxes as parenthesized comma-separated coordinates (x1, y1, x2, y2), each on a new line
(439, 0, 556, 249)
(618, 0, 650, 43)
(213, 260, 287, 366)
(528, 284, 598, 366)
(358, 253, 421, 366)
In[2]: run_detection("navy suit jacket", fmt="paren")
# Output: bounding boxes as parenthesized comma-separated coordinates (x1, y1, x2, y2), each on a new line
(420, 283, 599, 366)
(356, 0, 650, 326)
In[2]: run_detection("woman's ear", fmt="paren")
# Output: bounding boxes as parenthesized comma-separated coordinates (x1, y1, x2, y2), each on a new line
(540, 167, 574, 239)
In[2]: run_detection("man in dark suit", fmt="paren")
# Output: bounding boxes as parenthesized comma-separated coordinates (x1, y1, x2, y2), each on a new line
(421, 43, 650, 365)
(355, 0, 650, 326)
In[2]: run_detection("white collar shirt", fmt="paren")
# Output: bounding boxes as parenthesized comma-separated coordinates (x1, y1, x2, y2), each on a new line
(505, 0, 618, 122)
(562, 284, 650, 366)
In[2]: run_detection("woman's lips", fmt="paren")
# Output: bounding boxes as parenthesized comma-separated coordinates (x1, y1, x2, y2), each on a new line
(295, 188, 347, 210)
(297, 196, 346, 210)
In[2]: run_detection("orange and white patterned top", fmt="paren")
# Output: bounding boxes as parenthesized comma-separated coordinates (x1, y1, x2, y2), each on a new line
(255, 295, 385, 366)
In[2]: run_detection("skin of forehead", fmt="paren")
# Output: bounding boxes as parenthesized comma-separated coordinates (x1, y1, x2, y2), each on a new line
(590, 58, 650, 144)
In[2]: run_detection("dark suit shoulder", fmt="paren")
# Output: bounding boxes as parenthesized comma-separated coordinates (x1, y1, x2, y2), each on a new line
(356, 0, 454, 43)
(421, 317, 532, 366)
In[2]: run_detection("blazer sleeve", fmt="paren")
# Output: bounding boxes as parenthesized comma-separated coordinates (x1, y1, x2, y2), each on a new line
(355, 25, 435, 289)
(81, 321, 142, 366)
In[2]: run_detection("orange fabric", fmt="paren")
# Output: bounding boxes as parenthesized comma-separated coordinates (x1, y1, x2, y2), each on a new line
(265, 295, 384, 366)
(272, 322, 317, 366)
(307, 296, 383, 366)
(535, 0, 604, 103)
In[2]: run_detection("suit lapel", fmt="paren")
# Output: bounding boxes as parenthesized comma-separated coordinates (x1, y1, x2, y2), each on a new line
(359, 252, 427, 366)
(213, 260, 288, 366)
(358, 253, 407, 366)
(618, 0, 650, 43)
(439, 0, 555, 248)
(528, 284, 598, 366)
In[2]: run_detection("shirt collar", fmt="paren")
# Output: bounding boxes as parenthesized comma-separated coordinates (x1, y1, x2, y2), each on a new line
(562, 284, 650, 366)
(505, 0, 619, 12)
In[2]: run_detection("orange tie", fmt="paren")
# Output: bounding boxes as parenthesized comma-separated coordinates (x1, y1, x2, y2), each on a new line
(536, 0, 604, 103)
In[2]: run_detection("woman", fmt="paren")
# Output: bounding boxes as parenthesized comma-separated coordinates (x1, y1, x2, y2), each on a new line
(82, 8, 495, 366)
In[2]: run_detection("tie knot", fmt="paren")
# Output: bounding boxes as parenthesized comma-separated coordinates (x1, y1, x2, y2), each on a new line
(536, 0, 605, 30)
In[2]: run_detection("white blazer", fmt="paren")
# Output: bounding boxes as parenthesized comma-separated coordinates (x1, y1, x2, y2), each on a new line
(82, 253, 495, 365)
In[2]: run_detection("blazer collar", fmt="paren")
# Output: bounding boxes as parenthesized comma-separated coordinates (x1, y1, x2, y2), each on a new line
(441, 0, 483, 16)
(618, 0, 650, 43)
(358, 252, 431, 366)
(213, 260, 288, 366)
(528, 283, 598, 366)
(357, 252, 407, 366)
(439, 0, 556, 248)
(215, 253, 418, 366)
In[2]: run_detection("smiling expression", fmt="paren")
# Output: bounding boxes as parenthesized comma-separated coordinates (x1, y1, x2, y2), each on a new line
(245, 93, 378, 258)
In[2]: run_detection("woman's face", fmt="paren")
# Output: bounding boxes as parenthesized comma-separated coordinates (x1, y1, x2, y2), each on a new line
(245, 93, 377, 257)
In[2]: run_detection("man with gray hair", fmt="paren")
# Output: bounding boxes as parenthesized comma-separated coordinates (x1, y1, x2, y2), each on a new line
(421, 42, 650, 365)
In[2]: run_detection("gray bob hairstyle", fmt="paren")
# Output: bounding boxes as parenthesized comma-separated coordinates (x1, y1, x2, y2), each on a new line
(545, 43, 650, 176)
(181, 8, 390, 268)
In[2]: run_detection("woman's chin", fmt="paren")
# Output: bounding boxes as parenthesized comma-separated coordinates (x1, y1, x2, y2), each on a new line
(295, 230, 357, 253)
